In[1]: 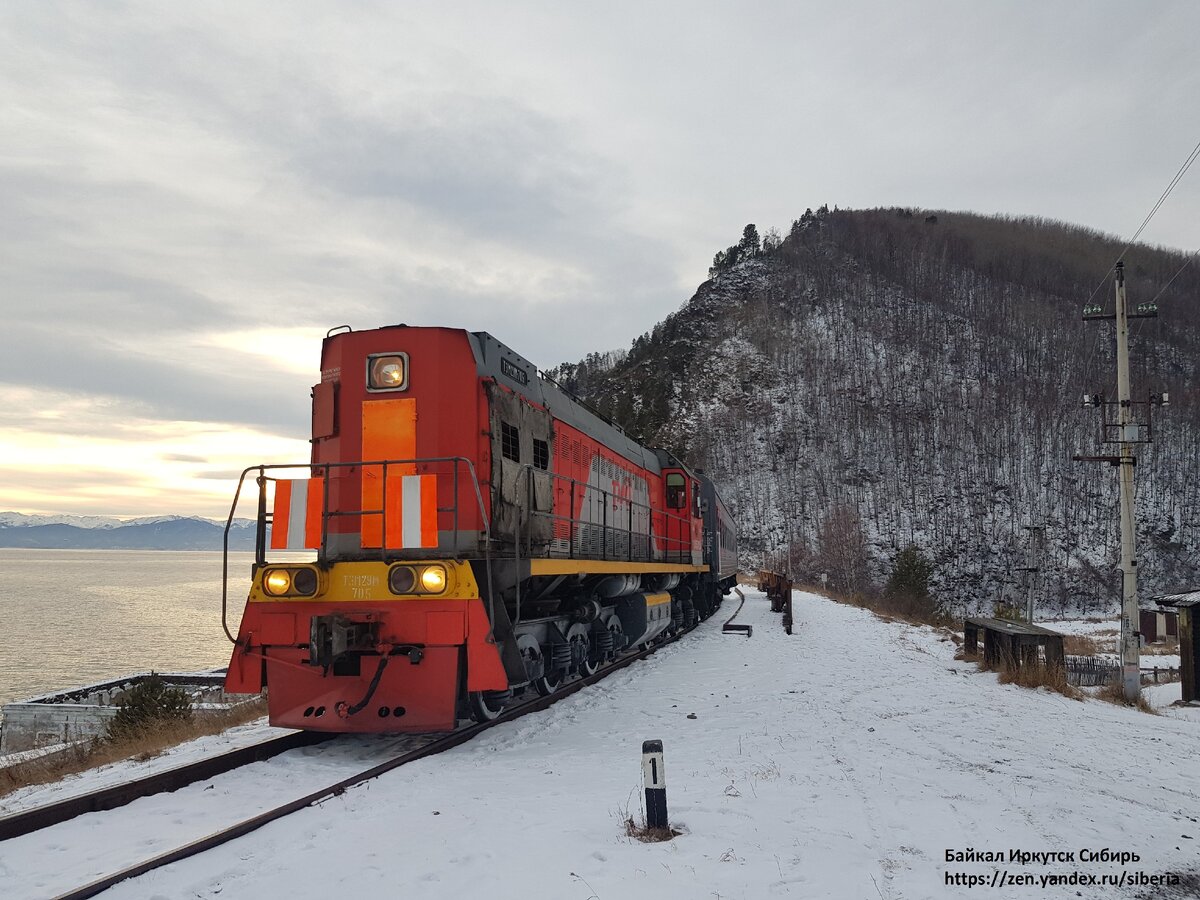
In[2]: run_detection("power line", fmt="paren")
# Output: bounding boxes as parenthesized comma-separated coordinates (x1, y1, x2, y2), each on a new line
(1080, 133, 1200, 310)
(1127, 138, 1200, 247)
(1147, 249, 1199, 306)
(1075, 134, 1200, 397)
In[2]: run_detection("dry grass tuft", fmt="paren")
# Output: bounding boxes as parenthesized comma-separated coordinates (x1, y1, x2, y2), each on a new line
(1142, 640, 1180, 656)
(623, 816, 682, 843)
(805, 585, 953, 629)
(1062, 634, 1099, 656)
(0, 697, 267, 799)
(996, 662, 1081, 699)
(1097, 680, 1159, 715)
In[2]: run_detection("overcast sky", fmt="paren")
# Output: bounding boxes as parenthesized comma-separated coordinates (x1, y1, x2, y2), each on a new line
(2, 1, 1198, 518)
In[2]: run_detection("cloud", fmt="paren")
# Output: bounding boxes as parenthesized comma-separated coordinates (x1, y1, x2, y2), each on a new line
(0, 406, 309, 517)
(1, 1, 1199, 516)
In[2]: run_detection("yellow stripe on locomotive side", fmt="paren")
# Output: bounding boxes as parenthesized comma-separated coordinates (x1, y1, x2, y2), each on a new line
(528, 560, 707, 576)
(644, 592, 672, 607)
(248, 560, 480, 603)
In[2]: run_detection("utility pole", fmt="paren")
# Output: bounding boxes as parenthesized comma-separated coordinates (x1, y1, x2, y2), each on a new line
(1018, 525, 1044, 624)
(1076, 261, 1167, 701)
(1113, 262, 1141, 702)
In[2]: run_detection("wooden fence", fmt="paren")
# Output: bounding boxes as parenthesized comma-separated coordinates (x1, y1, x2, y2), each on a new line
(1065, 656, 1180, 687)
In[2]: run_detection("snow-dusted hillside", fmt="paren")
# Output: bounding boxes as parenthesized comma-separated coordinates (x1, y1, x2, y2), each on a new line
(5, 590, 1196, 899)
(552, 209, 1200, 616)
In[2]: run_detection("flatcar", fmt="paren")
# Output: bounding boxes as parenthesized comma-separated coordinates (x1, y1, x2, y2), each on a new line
(222, 325, 738, 732)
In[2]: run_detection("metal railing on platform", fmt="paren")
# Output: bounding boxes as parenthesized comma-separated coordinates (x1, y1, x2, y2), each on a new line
(518, 466, 697, 565)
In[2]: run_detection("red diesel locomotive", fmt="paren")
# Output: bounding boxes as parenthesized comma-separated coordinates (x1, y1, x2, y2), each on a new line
(222, 325, 738, 732)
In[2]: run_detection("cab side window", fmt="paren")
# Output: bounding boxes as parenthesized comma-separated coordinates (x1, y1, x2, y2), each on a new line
(665, 473, 686, 509)
(501, 422, 520, 462)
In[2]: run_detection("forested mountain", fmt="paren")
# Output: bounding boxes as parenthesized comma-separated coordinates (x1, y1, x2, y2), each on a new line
(549, 208, 1200, 616)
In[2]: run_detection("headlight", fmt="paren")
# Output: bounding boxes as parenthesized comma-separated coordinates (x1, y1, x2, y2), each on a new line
(367, 353, 409, 391)
(262, 567, 318, 597)
(420, 565, 447, 593)
(264, 569, 292, 595)
(292, 568, 318, 595)
(389, 565, 417, 594)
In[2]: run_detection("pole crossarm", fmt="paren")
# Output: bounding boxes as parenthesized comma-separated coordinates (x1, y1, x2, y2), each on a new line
(1071, 454, 1127, 465)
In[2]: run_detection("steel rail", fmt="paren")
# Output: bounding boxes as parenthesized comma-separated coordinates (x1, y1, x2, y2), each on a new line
(0, 730, 334, 842)
(46, 615, 715, 900)
(721, 587, 752, 637)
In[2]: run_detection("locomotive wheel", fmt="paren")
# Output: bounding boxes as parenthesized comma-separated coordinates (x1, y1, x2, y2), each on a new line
(533, 668, 562, 696)
(517, 634, 544, 685)
(468, 689, 510, 723)
(567, 623, 599, 676)
(604, 615, 624, 659)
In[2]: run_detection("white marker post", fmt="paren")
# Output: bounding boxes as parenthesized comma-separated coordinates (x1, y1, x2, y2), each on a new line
(642, 739, 668, 829)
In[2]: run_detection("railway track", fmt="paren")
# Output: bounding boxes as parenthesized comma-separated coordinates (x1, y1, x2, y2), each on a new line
(0, 730, 332, 842)
(3, 619, 708, 900)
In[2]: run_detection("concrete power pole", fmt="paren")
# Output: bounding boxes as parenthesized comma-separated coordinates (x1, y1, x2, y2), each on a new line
(1019, 525, 1044, 625)
(1113, 264, 1141, 701)
(1078, 261, 1167, 702)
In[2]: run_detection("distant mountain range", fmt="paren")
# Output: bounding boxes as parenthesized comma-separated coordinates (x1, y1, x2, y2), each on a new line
(0, 512, 257, 550)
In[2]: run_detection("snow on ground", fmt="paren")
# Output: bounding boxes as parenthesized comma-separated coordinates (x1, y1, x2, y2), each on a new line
(0, 719, 292, 814)
(5, 591, 1199, 900)
(1144, 682, 1200, 723)
(1141, 654, 1183, 670)
(1042, 618, 1120, 638)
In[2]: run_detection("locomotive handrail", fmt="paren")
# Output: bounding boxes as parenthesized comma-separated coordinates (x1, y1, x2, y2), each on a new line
(221, 466, 258, 644)
(516, 466, 696, 566)
(221, 457, 493, 645)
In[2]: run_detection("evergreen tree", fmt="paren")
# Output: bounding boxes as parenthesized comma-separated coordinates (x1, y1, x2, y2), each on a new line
(884, 546, 938, 620)
(738, 223, 761, 256)
(710, 249, 728, 278)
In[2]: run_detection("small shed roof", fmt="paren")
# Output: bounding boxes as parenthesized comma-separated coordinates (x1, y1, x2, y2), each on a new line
(964, 617, 1063, 637)
(1150, 589, 1200, 608)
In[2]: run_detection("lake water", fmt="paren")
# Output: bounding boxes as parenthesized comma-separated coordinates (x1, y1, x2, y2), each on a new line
(0, 550, 263, 711)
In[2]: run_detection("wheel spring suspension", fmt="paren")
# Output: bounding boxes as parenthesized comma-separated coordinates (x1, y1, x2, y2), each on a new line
(683, 600, 697, 629)
(592, 628, 615, 659)
(671, 602, 684, 631)
(548, 642, 572, 673)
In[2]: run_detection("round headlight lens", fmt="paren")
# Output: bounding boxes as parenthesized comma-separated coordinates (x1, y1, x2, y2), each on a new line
(292, 568, 318, 596)
(420, 565, 447, 593)
(389, 565, 416, 594)
(369, 355, 408, 390)
(264, 569, 292, 595)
